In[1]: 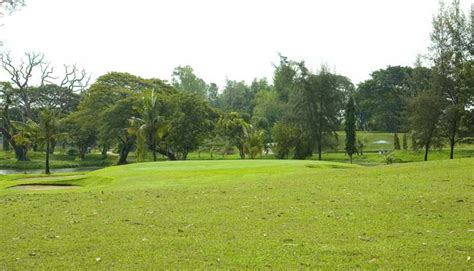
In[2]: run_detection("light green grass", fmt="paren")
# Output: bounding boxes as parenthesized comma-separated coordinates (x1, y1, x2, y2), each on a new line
(0, 159, 473, 269)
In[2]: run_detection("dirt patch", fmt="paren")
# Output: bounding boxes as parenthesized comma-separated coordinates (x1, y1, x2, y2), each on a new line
(8, 184, 80, 191)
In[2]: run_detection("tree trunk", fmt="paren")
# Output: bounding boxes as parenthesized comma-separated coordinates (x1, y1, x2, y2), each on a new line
(238, 145, 245, 159)
(157, 148, 176, 160)
(424, 142, 430, 161)
(79, 147, 86, 161)
(449, 135, 455, 160)
(101, 146, 108, 159)
(118, 147, 130, 165)
(317, 141, 322, 160)
(448, 116, 458, 159)
(318, 101, 323, 161)
(50, 139, 56, 154)
(182, 148, 188, 160)
(3, 137, 10, 151)
(14, 145, 28, 161)
(45, 140, 51, 174)
(349, 153, 352, 164)
(0, 127, 28, 161)
(152, 148, 157, 161)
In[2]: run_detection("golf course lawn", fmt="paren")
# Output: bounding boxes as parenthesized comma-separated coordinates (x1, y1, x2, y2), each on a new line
(0, 159, 473, 269)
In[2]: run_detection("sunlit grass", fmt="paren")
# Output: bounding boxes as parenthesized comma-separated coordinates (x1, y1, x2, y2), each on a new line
(0, 159, 472, 269)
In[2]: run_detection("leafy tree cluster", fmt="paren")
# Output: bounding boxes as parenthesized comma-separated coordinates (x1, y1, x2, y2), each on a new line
(0, 0, 472, 173)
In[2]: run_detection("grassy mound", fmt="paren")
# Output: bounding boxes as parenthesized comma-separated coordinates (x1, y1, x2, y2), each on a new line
(0, 159, 472, 269)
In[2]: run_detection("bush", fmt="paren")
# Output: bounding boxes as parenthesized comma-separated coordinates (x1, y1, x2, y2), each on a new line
(224, 146, 235, 155)
(383, 151, 395, 165)
(66, 148, 79, 156)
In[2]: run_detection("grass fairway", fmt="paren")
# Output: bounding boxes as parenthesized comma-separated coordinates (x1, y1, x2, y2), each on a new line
(0, 159, 473, 269)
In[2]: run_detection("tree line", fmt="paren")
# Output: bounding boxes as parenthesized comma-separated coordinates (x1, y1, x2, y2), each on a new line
(0, 0, 472, 172)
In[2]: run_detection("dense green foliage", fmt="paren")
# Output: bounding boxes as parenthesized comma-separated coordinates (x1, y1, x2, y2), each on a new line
(0, 0, 472, 171)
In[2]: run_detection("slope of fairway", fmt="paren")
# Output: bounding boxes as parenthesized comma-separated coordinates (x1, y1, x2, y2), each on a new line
(0, 159, 473, 269)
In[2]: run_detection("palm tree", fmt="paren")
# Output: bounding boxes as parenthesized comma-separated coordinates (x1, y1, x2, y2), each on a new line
(38, 109, 61, 174)
(128, 90, 167, 161)
(243, 123, 265, 159)
(12, 109, 61, 174)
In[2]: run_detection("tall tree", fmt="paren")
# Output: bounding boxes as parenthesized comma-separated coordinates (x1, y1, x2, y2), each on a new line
(429, 0, 472, 159)
(129, 90, 168, 162)
(77, 72, 173, 164)
(26, 109, 61, 174)
(63, 111, 96, 161)
(354, 66, 413, 131)
(402, 133, 408, 150)
(166, 92, 214, 160)
(217, 112, 249, 159)
(344, 96, 357, 163)
(207, 83, 219, 107)
(409, 91, 444, 161)
(171, 65, 208, 99)
(252, 89, 284, 145)
(273, 54, 298, 102)
(393, 133, 401, 150)
(217, 80, 254, 115)
(0, 53, 89, 119)
(289, 64, 349, 160)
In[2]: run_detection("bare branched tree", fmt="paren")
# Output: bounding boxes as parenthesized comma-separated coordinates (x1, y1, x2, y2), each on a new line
(40, 62, 56, 86)
(1, 51, 91, 118)
(0, 51, 44, 117)
(59, 64, 91, 92)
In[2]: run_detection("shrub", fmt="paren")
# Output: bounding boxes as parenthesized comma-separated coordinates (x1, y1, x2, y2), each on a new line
(383, 151, 395, 165)
(66, 148, 79, 156)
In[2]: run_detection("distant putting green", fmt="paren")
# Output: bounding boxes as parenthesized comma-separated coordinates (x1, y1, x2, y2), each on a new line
(0, 159, 473, 269)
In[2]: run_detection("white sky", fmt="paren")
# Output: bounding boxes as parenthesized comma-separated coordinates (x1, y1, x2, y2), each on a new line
(0, 0, 472, 88)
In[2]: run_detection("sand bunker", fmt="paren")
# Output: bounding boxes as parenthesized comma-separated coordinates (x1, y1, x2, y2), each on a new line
(8, 184, 80, 191)
(15, 175, 85, 182)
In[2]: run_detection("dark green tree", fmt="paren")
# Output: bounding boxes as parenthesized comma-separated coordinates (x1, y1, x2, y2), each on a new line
(402, 133, 408, 150)
(77, 72, 173, 163)
(344, 96, 357, 163)
(166, 93, 214, 160)
(171, 65, 208, 99)
(21, 109, 62, 174)
(129, 90, 168, 162)
(411, 133, 418, 151)
(354, 66, 414, 131)
(289, 64, 349, 160)
(409, 91, 444, 161)
(273, 54, 298, 102)
(393, 133, 401, 150)
(63, 111, 96, 161)
(217, 80, 254, 115)
(430, 0, 472, 159)
(271, 121, 312, 159)
(217, 112, 249, 159)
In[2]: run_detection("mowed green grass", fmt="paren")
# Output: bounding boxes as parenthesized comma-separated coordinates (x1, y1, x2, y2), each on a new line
(0, 159, 473, 269)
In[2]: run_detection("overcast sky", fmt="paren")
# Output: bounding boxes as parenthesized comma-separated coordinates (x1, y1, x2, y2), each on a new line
(0, 0, 472, 88)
